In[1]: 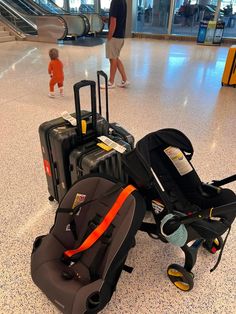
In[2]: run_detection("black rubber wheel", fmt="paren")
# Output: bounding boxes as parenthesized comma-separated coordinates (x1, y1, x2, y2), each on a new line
(221, 82, 224, 86)
(167, 264, 194, 291)
(48, 195, 54, 202)
(203, 236, 223, 254)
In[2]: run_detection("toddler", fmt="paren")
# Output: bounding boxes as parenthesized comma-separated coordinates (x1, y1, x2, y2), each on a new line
(48, 48, 64, 98)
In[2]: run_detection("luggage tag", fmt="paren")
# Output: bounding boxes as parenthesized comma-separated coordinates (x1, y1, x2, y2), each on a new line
(61, 111, 77, 126)
(61, 111, 87, 134)
(81, 120, 87, 134)
(97, 136, 126, 154)
(97, 142, 113, 151)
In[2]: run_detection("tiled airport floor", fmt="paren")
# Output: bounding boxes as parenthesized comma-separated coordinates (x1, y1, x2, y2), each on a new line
(0, 38, 235, 314)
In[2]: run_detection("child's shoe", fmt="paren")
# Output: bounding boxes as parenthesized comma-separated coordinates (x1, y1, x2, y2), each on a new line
(48, 92, 55, 98)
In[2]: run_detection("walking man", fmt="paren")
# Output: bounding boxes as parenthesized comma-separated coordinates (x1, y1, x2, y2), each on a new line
(102, 0, 130, 89)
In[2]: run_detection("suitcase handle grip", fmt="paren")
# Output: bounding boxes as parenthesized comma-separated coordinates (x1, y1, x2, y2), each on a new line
(73, 80, 97, 140)
(97, 70, 109, 122)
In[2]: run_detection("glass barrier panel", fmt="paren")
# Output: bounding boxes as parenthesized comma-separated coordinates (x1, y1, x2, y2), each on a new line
(135, 0, 170, 34)
(171, 0, 219, 36)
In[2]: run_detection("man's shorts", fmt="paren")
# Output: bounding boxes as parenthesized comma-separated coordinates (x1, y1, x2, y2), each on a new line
(106, 38, 124, 59)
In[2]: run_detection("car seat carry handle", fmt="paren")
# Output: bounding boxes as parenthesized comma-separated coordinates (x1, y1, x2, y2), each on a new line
(211, 174, 236, 187)
(73, 80, 97, 140)
(64, 184, 136, 259)
(164, 201, 236, 234)
(97, 70, 109, 122)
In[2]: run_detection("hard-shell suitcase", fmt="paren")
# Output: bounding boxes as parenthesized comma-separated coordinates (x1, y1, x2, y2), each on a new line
(69, 135, 132, 185)
(39, 80, 109, 202)
(221, 45, 236, 87)
(67, 71, 134, 186)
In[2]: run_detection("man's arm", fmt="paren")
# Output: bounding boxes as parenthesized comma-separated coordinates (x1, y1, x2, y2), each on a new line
(108, 16, 116, 40)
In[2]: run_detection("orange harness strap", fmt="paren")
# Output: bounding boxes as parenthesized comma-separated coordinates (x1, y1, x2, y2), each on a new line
(64, 184, 136, 258)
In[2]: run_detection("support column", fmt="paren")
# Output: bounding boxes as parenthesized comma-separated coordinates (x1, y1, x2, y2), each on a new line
(214, 0, 222, 21)
(126, 0, 133, 37)
(63, 0, 70, 12)
(168, 0, 175, 35)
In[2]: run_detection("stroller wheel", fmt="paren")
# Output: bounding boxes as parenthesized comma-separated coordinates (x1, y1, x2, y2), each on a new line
(167, 264, 194, 292)
(203, 236, 223, 254)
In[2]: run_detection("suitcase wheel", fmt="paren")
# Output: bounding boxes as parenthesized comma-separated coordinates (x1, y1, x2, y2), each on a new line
(48, 195, 54, 202)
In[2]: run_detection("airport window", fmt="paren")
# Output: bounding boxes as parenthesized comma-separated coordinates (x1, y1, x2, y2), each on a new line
(171, 0, 219, 36)
(133, 0, 236, 39)
(135, 0, 171, 34)
(220, 0, 236, 37)
(54, 0, 64, 7)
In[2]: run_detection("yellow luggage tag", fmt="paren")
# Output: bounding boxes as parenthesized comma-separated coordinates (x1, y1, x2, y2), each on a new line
(97, 142, 113, 151)
(81, 120, 87, 134)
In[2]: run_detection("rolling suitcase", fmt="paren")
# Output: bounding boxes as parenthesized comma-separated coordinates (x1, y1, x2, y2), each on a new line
(221, 45, 236, 87)
(69, 135, 132, 185)
(68, 71, 135, 186)
(39, 80, 109, 202)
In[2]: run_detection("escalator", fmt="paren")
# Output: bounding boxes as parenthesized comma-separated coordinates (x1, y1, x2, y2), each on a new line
(1, 0, 93, 38)
(8, 0, 90, 36)
(32, 0, 104, 34)
(0, 0, 104, 42)
(0, 1, 37, 35)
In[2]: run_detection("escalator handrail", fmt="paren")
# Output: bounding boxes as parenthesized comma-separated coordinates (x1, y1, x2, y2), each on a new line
(3, 0, 43, 16)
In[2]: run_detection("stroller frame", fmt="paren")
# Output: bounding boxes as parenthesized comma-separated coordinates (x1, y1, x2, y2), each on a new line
(122, 128, 236, 291)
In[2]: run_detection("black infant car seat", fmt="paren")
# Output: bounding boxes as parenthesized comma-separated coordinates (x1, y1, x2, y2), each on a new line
(31, 175, 146, 313)
(122, 128, 236, 291)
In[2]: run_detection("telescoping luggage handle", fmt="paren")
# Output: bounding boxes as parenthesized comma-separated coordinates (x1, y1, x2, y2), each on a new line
(97, 70, 109, 122)
(73, 80, 97, 140)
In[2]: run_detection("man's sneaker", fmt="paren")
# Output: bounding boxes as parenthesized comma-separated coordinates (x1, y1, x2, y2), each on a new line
(100, 81, 115, 89)
(48, 92, 55, 98)
(117, 80, 130, 88)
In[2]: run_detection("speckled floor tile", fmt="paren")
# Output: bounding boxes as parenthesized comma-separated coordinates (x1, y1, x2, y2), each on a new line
(0, 39, 235, 314)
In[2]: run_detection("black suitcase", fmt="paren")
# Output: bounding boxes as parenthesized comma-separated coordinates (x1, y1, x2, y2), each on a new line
(68, 72, 135, 185)
(69, 135, 132, 185)
(39, 80, 109, 202)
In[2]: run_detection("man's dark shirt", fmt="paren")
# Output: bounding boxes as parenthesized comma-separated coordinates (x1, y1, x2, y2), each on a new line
(109, 0, 127, 38)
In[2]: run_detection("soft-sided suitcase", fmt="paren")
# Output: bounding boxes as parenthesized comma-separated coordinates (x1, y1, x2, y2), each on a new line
(39, 80, 109, 202)
(221, 45, 236, 87)
(31, 175, 146, 314)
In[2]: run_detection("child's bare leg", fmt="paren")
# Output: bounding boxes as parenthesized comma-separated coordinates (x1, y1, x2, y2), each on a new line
(58, 82, 64, 96)
(49, 78, 55, 98)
